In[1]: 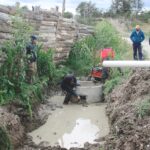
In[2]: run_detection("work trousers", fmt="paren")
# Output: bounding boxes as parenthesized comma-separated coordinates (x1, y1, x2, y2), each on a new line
(61, 84, 77, 104)
(133, 43, 143, 60)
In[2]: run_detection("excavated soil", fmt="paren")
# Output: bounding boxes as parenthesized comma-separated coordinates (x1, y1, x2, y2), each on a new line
(0, 107, 24, 148)
(105, 69, 150, 150)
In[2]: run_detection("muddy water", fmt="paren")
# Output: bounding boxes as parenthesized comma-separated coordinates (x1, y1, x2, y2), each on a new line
(29, 96, 109, 149)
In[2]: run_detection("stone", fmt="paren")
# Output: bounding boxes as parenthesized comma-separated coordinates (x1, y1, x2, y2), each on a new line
(40, 26, 56, 31)
(41, 21, 57, 26)
(0, 5, 10, 14)
(0, 24, 12, 33)
(0, 12, 11, 22)
(0, 32, 12, 39)
(0, 107, 24, 147)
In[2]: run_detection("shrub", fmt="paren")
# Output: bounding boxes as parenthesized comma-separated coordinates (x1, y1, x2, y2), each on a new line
(95, 20, 131, 60)
(136, 99, 150, 118)
(138, 11, 150, 23)
(0, 127, 12, 150)
(54, 65, 72, 83)
(0, 12, 33, 104)
(68, 35, 97, 75)
(63, 12, 73, 19)
(37, 48, 56, 81)
(0, 11, 49, 116)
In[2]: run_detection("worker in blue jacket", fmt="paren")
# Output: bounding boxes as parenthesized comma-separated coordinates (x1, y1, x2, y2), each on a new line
(130, 25, 145, 60)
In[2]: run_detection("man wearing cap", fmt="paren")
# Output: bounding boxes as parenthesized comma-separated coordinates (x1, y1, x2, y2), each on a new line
(130, 25, 145, 60)
(26, 35, 38, 83)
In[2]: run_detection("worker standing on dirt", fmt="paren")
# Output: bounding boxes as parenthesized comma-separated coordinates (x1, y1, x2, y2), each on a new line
(61, 74, 80, 105)
(130, 25, 145, 60)
(26, 35, 37, 83)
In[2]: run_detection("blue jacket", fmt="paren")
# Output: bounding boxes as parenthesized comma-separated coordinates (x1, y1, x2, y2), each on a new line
(130, 29, 145, 44)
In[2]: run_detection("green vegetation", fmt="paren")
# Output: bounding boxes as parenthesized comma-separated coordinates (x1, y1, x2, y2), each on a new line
(136, 99, 150, 118)
(37, 48, 71, 83)
(67, 35, 97, 75)
(63, 11, 73, 19)
(103, 68, 131, 94)
(37, 48, 56, 81)
(76, 1, 103, 25)
(95, 21, 131, 59)
(0, 12, 66, 117)
(0, 13, 34, 106)
(0, 127, 12, 150)
(68, 20, 131, 93)
(110, 0, 143, 16)
(95, 21, 131, 94)
(137, 11, 150, 23)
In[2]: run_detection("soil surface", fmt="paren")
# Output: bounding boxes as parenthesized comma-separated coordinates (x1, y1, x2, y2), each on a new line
(0, 106, 24, 148)
(104, 69, 150, 150)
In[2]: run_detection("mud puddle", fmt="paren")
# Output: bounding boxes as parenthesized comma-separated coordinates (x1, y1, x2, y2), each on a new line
(29, 96, 109, 149)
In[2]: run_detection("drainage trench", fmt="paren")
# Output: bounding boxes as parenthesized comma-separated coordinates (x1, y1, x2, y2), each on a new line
(29, 81, 110, 149)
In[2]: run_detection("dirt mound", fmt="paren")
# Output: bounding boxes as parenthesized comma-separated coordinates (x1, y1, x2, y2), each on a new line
(0, 107, 24, 148)
(0, 98, 60, 149)
(105, 69, 150, 150)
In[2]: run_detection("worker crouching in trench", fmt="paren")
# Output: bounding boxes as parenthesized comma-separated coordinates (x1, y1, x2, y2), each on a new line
(61, 74, 81, 105)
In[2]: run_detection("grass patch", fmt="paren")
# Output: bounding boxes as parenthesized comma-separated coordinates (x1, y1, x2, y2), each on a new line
(136, 99, 150, 118)
(0, 127, 12, 150)
(67, 35, 97, 75)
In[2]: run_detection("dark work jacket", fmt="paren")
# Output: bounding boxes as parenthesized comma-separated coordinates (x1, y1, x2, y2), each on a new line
(26, 43, 37, 62)
(61, 75, 79, 97)
(61, 75, 77, 89)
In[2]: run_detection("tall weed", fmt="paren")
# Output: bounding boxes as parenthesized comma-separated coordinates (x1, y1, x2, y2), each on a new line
(37, 48, 56, 81)
(0, 11, 50, 116)
(68, 35, 97, 75)
(95, 20, 131, 60)
(0, 127, 12, 150)
(136, 99, 150, 118)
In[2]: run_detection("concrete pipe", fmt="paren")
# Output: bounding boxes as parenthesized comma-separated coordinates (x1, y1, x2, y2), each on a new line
(76, 81, 103, 103)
